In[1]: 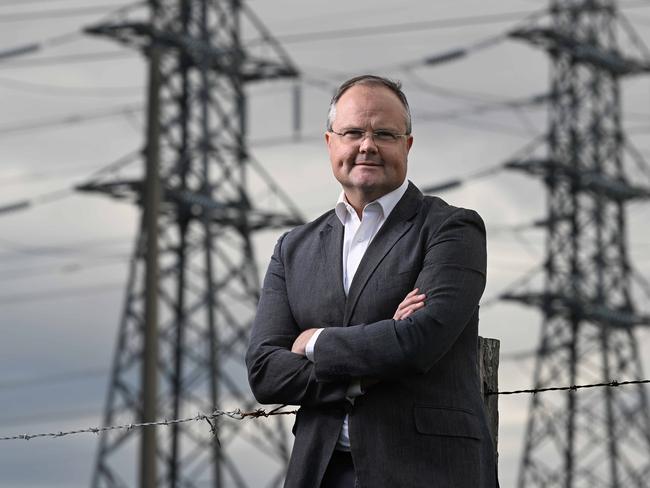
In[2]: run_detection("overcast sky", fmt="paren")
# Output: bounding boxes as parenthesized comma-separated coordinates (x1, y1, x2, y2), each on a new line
(1, 0, 649, 486)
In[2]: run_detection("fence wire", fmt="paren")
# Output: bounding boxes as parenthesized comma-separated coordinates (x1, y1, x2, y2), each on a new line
(1, 379, 648, 442)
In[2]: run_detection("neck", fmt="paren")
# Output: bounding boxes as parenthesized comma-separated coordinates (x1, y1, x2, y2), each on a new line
(344, 188, 385, 219)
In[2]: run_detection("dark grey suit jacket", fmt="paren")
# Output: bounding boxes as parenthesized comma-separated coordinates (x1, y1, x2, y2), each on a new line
(246, 182, 497, 488)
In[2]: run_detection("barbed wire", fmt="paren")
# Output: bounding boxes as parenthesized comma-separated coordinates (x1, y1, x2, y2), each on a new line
(486, 378, 650, 396)
(0, 406, 298, 442)
(1, 379, 648, 442)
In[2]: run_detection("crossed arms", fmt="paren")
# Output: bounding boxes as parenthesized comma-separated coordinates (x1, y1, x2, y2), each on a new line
(290, 288, 425, 355)
(246, 208, 486, 407)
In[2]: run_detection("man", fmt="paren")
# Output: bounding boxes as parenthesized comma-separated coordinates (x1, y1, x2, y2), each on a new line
(246, 75, 497, 487)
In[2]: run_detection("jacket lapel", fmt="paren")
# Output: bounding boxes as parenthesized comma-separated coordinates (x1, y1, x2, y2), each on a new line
(343, 183, 423, 326)
(319, 213, 347, 308)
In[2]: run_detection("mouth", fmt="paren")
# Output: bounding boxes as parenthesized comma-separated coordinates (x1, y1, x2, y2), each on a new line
(354, 160, 383, 166)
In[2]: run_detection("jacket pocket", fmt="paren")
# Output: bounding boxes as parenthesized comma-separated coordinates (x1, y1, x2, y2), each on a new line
(413, 405, 482, 440)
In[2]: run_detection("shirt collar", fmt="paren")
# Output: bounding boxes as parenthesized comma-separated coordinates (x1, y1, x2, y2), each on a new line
(335, 178, 409, 225)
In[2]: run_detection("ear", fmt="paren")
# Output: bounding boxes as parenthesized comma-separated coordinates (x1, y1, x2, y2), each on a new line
(406, 135, 414, 152)
(324, 131, 331, 146)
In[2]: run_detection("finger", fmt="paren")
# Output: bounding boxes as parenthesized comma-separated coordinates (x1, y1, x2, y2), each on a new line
(405, 301, 425, 313)
(395, 291, 425, 316)
(404, 288, 419, 300)
(407, 293, 426, 304)
(398, 293, 426, 309)
(402, 302, 425, 316)
(395, 301, 425, 320)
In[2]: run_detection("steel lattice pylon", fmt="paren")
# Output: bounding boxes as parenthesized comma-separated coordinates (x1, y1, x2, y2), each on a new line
(80, 1, 303, 486)
(504, 1, 650, 486)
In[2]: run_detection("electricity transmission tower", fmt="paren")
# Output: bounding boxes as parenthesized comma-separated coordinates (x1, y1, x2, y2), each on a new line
(502, 1, 650, 486)
(80, 1, 303, 486)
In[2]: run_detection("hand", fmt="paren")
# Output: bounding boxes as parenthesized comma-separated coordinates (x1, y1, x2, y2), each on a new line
(291, 328, 318, 355)
(393, 288, 426, 320)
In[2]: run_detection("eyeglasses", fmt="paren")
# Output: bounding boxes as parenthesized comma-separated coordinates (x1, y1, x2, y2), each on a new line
(328, 128, 410, 144)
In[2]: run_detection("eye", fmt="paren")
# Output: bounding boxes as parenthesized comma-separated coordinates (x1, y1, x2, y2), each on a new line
(342, 129, 364, 139)
(373, 130, 398, 142)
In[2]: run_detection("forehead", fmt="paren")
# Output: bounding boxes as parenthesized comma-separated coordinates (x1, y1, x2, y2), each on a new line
(334, 84, 407, 128)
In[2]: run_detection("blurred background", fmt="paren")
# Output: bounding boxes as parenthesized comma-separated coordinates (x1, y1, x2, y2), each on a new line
(0, 0, 649, 487)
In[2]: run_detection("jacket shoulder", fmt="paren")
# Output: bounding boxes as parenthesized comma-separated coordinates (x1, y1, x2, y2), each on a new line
(277, 208, 336, 251)
(419, 194, 485, 231)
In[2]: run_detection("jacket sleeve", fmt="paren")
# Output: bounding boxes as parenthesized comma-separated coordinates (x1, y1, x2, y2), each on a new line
(313, 208, 487, 381)
(246, 232, 349, 406)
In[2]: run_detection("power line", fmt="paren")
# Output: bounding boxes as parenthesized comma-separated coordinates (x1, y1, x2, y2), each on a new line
(0, 187, 76, 215)
(0, 103, 142, 137)
(0, 282, 123, 306)
(0, 2, 143, 63)
(406, 70, 513, 103)
(0, 234, 132, 259)
(0, 0, 105, 6)
(480, 263, 544, 308)
(0, 50, 136, 69)
(0, 367, 108, 391)
(0, 31, 83, 61)
(246, 9, 543, 47)
(0, 150, 140, 217)
(0, 4, 131, 23)
(416, 92, 547, 124)
(0, 76, 142, 97)
(0, 162, 133, 188)
(0, 255, 130, 282)
(422, 113, 537, 137)
(0, 408, 102, 428)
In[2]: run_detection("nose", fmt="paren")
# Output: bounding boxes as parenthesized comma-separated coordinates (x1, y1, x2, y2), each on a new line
(358, 132, 379, 153)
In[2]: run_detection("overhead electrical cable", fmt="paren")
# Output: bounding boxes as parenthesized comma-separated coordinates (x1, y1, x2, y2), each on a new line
(0, 31, 83, 61)
(0, 367, 108, 390)
(0, 4, 132, 23)
(0, 150, 140, 216)
(0, 256, 130, 281)
(0, 1, 143, 62)
(0, 407, 102, 428)
(0, 50, 136, 68)
(245, 9, 545, 46)
(420, 133, 547, 193)
(417, 92, 548, 121)
(0, 76, 142, 97)
(0, 162, 137, 188)
(0, 234, 132, 259)
(0, 103, 142, 137)
(0, 0, 102, 6)
(0, 282, 123, 305)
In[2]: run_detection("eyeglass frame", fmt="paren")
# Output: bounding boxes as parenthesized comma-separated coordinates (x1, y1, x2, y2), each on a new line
(327, 128, 411, 144)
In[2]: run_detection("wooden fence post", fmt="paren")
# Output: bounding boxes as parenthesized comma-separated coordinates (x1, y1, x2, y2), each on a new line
(478, 336, 500, 464)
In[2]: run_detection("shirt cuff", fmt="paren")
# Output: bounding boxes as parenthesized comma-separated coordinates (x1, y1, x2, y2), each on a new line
(305, 328, 324, 362)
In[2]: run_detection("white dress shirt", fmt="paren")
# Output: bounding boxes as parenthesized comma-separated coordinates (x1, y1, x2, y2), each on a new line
(305, 178, 409, 450)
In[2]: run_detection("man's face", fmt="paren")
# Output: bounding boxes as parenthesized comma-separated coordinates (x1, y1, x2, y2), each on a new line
(325, 84, 413, 203)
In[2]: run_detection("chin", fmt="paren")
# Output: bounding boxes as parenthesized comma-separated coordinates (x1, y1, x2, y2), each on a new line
(351, 177, 384, 191)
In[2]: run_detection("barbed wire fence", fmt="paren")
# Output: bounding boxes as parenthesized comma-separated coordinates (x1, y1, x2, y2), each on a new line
(1, 379, 648, 442)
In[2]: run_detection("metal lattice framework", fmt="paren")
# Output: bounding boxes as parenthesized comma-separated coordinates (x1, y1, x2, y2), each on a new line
(504, 1, 650, 486)
(81, 1, 303, 486)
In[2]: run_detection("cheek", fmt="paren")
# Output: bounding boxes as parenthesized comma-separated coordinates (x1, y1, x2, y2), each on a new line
(382, 150, 403, 168)
(331, 146, 355, 167)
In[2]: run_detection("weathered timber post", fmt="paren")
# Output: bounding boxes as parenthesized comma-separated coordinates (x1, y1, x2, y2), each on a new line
(478, 336, 500, 463)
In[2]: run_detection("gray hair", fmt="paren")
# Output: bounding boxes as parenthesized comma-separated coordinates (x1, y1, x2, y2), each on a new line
(326, 74, 412, 134)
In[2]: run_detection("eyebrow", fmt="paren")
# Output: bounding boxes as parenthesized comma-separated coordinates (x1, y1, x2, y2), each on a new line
(336, 125, 401, 132)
